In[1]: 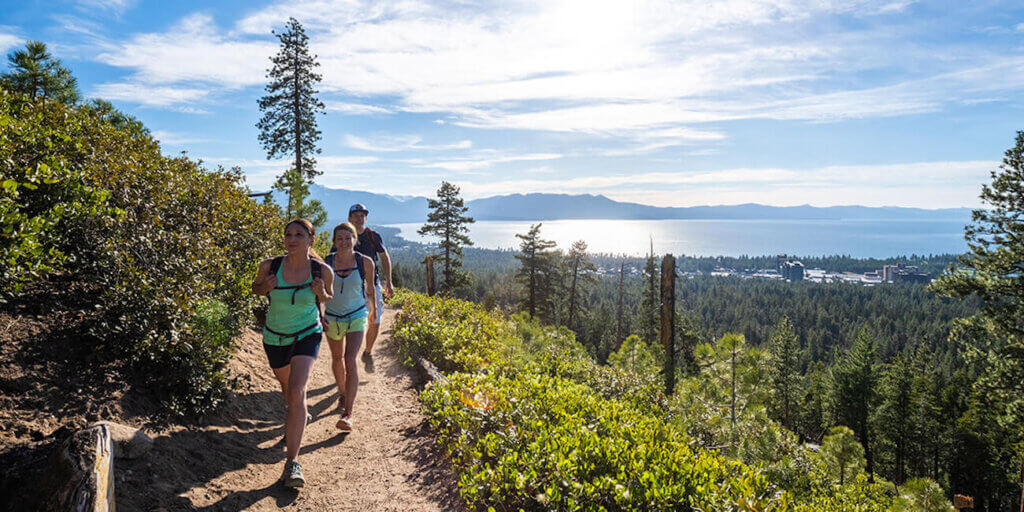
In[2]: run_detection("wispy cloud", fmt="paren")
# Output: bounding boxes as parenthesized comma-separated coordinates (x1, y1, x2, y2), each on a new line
(92, 82, 211, 107)
(77, 0, 135, 14)
(325, 101, 394, 116)
(0, 32, 21, 54)
(344, 134, 472, 152)
(151, 130, 210, 145)
(414, 152, 563, 172)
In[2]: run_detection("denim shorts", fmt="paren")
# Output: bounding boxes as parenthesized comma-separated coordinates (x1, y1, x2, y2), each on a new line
(263, 332, 321, 369)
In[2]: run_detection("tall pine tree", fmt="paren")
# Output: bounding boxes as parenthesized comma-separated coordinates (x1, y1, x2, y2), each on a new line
(418, 181, 474, 294)
(829, 327, 879, 482)
(514, 223, 559, 322)
(768, 315, 801, 431)
(639, 239, 660, 344)
(1, 41, 80, 104)
(256, 18, 325, 217)
(565, 240, 596, 331)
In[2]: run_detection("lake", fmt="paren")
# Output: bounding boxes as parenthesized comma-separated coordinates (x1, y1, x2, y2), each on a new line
(387, 218, 969, 258)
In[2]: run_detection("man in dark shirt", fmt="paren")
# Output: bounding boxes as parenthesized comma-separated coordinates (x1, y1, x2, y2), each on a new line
(348, 204, 393, 357)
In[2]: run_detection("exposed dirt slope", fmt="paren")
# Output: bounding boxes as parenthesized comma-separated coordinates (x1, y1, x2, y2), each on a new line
(0, 301, 462, 511)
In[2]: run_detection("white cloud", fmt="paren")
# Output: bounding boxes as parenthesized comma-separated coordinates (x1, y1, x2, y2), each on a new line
(1015, 23, 1024, 33)
(344, 134, 472, 152)
(0, 32, 21, 54)
(77, 0, 135, 14)
(151, 130, 210, 145)
(92, 82, 211, 106)
(97, 13, 272, 88)
(415, 152, 563, 172)
(325, 101, 394, 115)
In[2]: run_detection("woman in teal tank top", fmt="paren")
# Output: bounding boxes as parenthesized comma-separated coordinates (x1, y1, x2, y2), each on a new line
(324, 222, 376, 431)
(251, 218, 333, 489)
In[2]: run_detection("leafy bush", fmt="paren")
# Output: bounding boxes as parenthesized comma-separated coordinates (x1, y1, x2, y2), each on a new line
(392, 293, 505, 372)
(2, 90, 281, 414)
(422, 372, 785, 511)
(0, 90, 115, 294)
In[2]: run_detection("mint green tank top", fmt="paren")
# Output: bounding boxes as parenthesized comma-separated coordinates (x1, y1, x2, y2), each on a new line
(263, 263, 322, 346)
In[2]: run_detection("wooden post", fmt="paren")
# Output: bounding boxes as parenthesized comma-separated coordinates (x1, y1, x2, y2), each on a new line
(425, 255, 436, 296)
(660, 254, 676, 395)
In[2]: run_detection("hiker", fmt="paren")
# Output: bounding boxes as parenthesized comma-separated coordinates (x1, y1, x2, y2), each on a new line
(347, 203, 394, 359)
(323, 222, 376, 431)
(251, 218, 333, 489)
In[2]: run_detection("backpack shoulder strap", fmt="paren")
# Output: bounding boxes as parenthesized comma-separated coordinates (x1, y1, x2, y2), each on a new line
(269, 255, 284, 276)
(364, 227, 383, 254)
(311, 257, 323, 280)
(326, 252, 335, 269)
(356, 253, 366, 282)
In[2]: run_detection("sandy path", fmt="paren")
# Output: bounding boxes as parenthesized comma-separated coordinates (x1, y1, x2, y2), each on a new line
(116, 307, 462, 511)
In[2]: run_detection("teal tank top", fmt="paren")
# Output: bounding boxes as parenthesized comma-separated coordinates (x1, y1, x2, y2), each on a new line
(263, 262, 322, 346)
(324, 253, 368, 321)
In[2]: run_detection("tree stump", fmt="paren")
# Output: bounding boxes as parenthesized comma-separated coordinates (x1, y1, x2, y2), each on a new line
(49, 424, 115, 512)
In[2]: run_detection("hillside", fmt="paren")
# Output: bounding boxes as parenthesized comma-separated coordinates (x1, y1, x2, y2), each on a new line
(0, 300, 460, 511)
(303, 185, 974, 224)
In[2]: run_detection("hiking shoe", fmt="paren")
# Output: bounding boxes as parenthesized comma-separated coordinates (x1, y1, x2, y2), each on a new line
(362, 352, 375, 373)
(281, 460, 304, 488)
(336, 416, 353, 432)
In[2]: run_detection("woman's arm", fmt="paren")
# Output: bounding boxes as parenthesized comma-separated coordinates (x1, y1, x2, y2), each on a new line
(312, 260, 333, 302)
(251, 259, 276, 296)
(363, 256, 377, 314)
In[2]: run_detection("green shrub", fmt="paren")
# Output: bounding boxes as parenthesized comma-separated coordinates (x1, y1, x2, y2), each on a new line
(422, 372, 785, 511)
(392, 293, 504, 372)
(2, 90, 281, 414)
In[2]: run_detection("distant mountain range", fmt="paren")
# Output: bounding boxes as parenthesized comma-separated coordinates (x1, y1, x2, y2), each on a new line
(298, 185, 974, 227)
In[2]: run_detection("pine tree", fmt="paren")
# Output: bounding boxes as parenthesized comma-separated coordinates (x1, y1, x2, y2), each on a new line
(768, 315, 801, 431)
(829, 327, 879, 482)
(930, 131, 1024, 492)
(272, 167, 326, 226)
(874, 354, 916, 484)
(514, 223, 558, 321)
(1, 40, 80, 103)
(256, 18, 325, 214)
(565, 240, 596, 331)
(418, 181, 474, 294)
(639, 240, 660, 344)
(820, 425, 867, 486)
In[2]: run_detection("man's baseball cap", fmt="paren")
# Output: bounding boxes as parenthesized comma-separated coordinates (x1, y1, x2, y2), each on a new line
(349, 203, 369, 214)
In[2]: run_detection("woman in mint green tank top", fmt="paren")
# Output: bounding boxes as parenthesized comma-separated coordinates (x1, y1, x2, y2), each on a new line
(323, 222, 376, 432)
(250, 218, 333, 489)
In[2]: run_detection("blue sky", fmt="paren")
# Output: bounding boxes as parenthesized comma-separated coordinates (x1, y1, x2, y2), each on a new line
(2, 0, 1023, 208)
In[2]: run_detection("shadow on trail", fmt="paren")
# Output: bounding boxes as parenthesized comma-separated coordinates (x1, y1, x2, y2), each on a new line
(116, 384, 348, 512)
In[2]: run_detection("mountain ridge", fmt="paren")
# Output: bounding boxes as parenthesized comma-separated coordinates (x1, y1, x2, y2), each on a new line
(302, 185, 974, 226)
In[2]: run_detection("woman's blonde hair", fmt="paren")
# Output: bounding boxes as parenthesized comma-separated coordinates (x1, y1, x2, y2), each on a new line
(284, 218, 322, 261)
(332, 222, 358, 244)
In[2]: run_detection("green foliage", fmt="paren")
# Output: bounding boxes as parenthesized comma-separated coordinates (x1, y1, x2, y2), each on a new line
(0, 92, 115, 294)
(392, 293, 503, 373)
(768, 316, 801, 431)
(891, 478, 954, 512)
(1, 40, 80, 104)
(930, 131, 1024, 473)
(514, 223, 559, 322)
(819, 426, 866, 486)
(273, 167, 327, 225)
(419, 181, 475, 294)
(607, 335, 662, 374)
(564, 239, 597, 330)
(2, 87, 281, 414)
(421, 372, 785, 511)
(828, 328, 879, 477)
(256, 17, 324, 182)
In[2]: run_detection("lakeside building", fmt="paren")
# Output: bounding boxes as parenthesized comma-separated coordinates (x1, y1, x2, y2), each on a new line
(781, 260, 805, 281)
(883, 264, 931, 283)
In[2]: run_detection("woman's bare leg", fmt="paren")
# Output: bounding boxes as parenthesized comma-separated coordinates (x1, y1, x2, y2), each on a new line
(327, 335, 346, 405)
(284, 355, 315, 461)
(342, 330, 363, 416)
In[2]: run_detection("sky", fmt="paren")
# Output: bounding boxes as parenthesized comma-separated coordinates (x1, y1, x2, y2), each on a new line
(2, 0, 1023, 209)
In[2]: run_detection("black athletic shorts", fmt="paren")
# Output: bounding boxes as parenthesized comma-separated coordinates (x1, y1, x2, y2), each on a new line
(263, 331, 322, 369)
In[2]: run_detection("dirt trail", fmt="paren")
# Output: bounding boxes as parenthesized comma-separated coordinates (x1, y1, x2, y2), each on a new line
(117, 307, 462, 511)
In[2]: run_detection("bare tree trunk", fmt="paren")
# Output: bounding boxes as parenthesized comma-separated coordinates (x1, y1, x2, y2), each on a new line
(568, 258, 579, 328)
(616, 262, 624, 348)
(425, 255, 435, 296)
(292, 49, 301, 217)
(660, 254, 675, 395)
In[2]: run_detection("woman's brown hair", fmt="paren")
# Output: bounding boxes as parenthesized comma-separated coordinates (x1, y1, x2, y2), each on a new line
(332, 222, 358, 244)
(284, 218, 322, 261)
